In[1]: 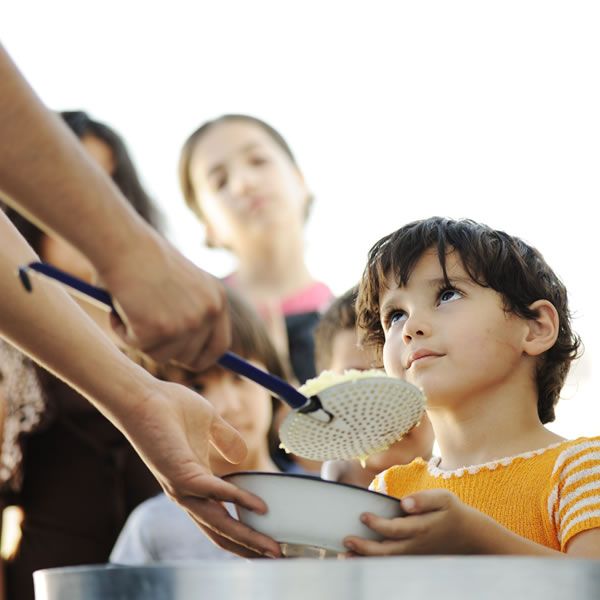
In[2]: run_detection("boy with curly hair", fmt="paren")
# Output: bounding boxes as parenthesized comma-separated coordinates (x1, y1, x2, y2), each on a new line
(344, 217, 599, 557)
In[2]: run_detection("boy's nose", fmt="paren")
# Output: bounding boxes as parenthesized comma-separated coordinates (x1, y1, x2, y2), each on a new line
(402, 312, 431, 343)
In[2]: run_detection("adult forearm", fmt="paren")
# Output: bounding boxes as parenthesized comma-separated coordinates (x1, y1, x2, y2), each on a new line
(0, 44, 153, 274)
(0, 211, 151, 422)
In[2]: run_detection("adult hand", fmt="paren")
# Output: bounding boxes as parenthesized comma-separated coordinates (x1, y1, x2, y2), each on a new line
(115, 377, 281, 558)
(99, 231, 230, 372)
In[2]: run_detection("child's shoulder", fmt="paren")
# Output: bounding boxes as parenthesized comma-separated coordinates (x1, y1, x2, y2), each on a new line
(369, 457, 428, 493)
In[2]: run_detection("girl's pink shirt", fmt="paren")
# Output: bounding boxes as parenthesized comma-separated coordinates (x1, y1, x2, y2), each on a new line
(223, 274, 333, 316)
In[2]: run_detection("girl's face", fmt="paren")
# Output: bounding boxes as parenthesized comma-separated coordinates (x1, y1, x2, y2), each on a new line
(187, 361, 273, 470)
(39, 135, 116, 282)
(188, 120, 309, 251)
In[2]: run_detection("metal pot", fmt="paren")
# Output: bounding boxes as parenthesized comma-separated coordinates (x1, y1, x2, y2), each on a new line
(34, 556, 600, 600)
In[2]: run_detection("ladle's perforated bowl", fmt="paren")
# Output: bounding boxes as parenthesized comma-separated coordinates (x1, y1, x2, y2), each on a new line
(279, 377, 425, 461)
(223, 472, 405, 557)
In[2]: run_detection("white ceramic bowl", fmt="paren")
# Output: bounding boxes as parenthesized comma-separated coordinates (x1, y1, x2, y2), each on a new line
(223, 472, 404, 557)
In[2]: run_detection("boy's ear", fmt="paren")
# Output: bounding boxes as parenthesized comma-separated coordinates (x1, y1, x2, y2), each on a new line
(522, 300, 560, 357)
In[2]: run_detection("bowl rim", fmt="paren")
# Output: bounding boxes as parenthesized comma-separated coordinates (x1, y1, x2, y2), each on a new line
(222, 470, 400, 503)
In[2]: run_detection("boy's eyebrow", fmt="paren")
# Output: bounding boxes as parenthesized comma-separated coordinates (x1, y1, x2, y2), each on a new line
(427, 276, 473, 287)
(207, 143, 262, 178)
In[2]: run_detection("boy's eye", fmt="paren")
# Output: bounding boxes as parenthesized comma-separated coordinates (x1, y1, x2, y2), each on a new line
(385, 310, 406, 329)
(439, 288, 462, 304)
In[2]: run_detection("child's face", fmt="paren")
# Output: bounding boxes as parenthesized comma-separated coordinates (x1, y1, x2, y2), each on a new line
(184, 361, 273, 467)
(380, 249, 528, 407)
(329, 329, 376, 373)
(188, 120, 309, 251)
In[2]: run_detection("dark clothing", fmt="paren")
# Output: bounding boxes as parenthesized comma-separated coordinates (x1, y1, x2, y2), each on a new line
(4, 369, 160, 600)
(285, 311, 321, 384)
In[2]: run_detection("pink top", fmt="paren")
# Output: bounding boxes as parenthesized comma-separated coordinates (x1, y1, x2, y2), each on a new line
(280, 281, 333, 315)
(223, 275, 333, 316)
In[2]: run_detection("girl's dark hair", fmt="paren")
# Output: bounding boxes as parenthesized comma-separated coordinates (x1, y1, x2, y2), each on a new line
(3, 110, 161, 252)
(179, 114, 312, 232)
(357, 217, 582, 424)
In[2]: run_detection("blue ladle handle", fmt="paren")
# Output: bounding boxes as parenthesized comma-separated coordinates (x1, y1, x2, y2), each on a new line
(18, 261, 312, 411)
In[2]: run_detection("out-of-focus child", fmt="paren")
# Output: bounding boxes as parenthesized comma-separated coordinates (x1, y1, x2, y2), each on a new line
(110, 290, 284, 563)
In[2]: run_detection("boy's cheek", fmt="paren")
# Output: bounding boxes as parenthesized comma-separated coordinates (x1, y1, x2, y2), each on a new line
(382, 340, 405, 378)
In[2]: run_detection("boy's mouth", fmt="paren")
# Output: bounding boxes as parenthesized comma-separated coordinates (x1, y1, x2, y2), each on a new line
(406, 349, 444, 369)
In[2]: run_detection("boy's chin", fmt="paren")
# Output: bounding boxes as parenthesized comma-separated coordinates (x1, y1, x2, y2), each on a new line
(418, 385, 465, 407)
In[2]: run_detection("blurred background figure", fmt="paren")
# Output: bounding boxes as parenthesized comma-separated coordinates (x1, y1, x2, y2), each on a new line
(110, 290, 284, 563)
(4, 110, 162, 284)
(316, 287, 434, 488)
(179, 114, 334, 474)
(179, 114, 332, 384)
(0, 111, 163, 600)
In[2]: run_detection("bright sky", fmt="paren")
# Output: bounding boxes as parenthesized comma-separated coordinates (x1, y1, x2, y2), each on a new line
(2, 1, 598, 438)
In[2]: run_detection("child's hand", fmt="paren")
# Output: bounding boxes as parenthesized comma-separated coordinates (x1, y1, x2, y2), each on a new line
(343, 489, 491, 556)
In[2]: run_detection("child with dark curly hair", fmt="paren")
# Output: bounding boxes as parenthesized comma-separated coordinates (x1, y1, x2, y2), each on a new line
(345, 217, 599, 557)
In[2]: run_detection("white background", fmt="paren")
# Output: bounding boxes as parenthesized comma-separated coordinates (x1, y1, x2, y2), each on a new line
(2, 1, 598, 438)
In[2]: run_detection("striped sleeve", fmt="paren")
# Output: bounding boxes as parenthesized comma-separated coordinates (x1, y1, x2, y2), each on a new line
(547, 437, 600, 550)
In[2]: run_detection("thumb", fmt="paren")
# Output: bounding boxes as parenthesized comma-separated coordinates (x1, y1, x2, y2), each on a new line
(209, 415, 248, 464)
(401, 489, 454, 514)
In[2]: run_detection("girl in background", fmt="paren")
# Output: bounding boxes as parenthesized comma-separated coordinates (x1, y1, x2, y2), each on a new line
(179, 114, 332, 385)
(111, 290, 284, 563)
(179, 114, 333, 473)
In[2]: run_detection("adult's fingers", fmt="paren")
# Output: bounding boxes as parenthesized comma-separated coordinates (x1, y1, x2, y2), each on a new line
(169, 473, 268, 515)
(180, 495, 281, 558)
(210, 414, 248, 465)
(190, 307, 231, 372)
(137, 330, 212, 369)
(197, 523, 266, 559)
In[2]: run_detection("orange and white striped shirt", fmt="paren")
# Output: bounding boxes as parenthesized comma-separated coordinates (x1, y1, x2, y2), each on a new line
(370, 437, 600, 551)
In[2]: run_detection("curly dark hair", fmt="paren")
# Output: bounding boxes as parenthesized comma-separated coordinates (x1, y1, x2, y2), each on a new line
(356, 217, 582, 424)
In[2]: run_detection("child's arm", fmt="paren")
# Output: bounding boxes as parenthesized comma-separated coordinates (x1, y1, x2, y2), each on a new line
(343, 489, 600, 557)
